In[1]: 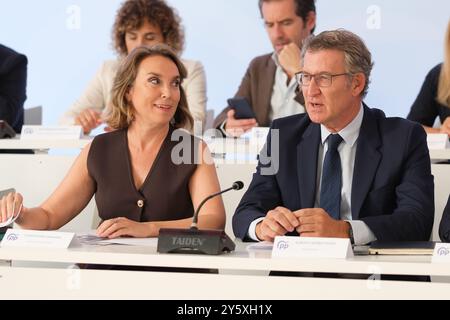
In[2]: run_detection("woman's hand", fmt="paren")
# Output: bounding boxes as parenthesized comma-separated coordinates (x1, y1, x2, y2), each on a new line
(96, 217, 156, 239)
(440, 117, 450, 137)
(75, 109, 103, 134)
(0, 192, 24, 224)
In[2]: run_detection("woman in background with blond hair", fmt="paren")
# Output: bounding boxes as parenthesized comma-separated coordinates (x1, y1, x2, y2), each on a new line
(408, 20, 450, 136)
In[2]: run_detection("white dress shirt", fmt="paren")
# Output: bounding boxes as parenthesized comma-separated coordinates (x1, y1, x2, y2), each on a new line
(248, 105, 377, 245)
(269, 53, 305, 121)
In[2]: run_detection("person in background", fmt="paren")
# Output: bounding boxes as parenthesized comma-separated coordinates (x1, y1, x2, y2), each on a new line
(0, 43, 27, 133)
(439, 195, 450, 242)
(407, 20, 450, 137)
(1, 45, 225, 239)
(233, 30, 434, 246)
(60, 0, 206, 134)
(214, 0, 316, 137)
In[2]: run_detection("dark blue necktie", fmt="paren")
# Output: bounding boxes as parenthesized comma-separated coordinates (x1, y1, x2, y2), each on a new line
(320, 134, 343, 220)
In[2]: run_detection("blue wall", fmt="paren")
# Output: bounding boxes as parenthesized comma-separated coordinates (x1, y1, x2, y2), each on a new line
(1, 0, 449, 125)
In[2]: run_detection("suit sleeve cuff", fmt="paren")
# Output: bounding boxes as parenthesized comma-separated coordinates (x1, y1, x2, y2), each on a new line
(346, 220, 377, 245)
(247, 217, 265, 241)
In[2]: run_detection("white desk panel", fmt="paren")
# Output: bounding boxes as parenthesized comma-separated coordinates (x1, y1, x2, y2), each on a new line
(0, 154, 97, 232)
(431, 164, 450, 241)
(430, 149, 450, 161)
(1, 267, 449, 300)
(0, 137, 91, 150)
(1, 242, 450, 277)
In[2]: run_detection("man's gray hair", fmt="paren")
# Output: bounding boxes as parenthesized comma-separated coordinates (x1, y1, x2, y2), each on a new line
(301, 29, 374, 98)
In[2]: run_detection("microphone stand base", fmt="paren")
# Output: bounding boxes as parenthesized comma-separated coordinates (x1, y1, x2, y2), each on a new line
(157, 228, 236, 255)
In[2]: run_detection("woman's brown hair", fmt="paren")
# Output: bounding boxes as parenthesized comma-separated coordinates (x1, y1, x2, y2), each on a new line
(112, 0, 185, 56)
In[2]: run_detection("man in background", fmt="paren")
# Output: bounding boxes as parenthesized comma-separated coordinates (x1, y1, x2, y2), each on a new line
(0, 43, 27, 133)
(214, 0, 316, 136)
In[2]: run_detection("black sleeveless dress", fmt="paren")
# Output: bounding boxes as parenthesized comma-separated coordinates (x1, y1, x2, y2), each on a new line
(87, 126, 198, 223)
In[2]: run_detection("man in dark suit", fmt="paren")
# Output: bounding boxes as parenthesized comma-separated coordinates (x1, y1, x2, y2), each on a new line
(439, 196, 450, 242)
(214, 0, 316, 136)
(233, 30, 434, 245)
(0, 44, 27, 133)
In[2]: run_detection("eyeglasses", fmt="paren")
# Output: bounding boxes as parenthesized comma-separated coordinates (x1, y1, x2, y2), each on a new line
(295, 72, 351, 87)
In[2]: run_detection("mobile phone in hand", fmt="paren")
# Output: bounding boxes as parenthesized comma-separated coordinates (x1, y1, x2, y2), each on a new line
(227, 97, 256, 120)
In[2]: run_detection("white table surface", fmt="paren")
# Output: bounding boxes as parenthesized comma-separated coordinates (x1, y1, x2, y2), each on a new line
(1, 266, 450, 300)
(1, 240, 449, 277)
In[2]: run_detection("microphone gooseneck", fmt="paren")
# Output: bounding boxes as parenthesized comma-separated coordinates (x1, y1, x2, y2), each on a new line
(190, 181, 244, 229)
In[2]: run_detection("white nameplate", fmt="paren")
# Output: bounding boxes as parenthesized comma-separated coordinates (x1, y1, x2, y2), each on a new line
(250, 127, 270, 141)
(250, 127, 270, 150)
(432, 243, 450, 263)
(427, 134, 449, 150)
(272, 236, 354, 259)
(1, 229, 76, 249)
(20, 125, 82, 140)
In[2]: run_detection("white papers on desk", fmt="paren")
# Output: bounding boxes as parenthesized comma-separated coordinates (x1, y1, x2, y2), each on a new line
(76, 234, 109, 245)
(101, 237, 158, 246)
(246, 241, 273, 251)
(76, 233, 158, 247)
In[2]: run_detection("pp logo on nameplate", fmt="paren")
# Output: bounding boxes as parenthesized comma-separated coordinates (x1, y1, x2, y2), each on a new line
(6, 233, 19, 241)
(22, 127, 34, 135)
(277, 240, 289, 250)
(438, 247, 450, 256)
(432, 243, 450, 263)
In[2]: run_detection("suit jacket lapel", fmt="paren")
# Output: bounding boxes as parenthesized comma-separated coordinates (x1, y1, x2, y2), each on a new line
(351, 105, 382, 219)
(297, 123, 321, 208)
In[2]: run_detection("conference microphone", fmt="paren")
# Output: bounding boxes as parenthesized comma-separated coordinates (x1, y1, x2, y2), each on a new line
(157, 181, 244, 255)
